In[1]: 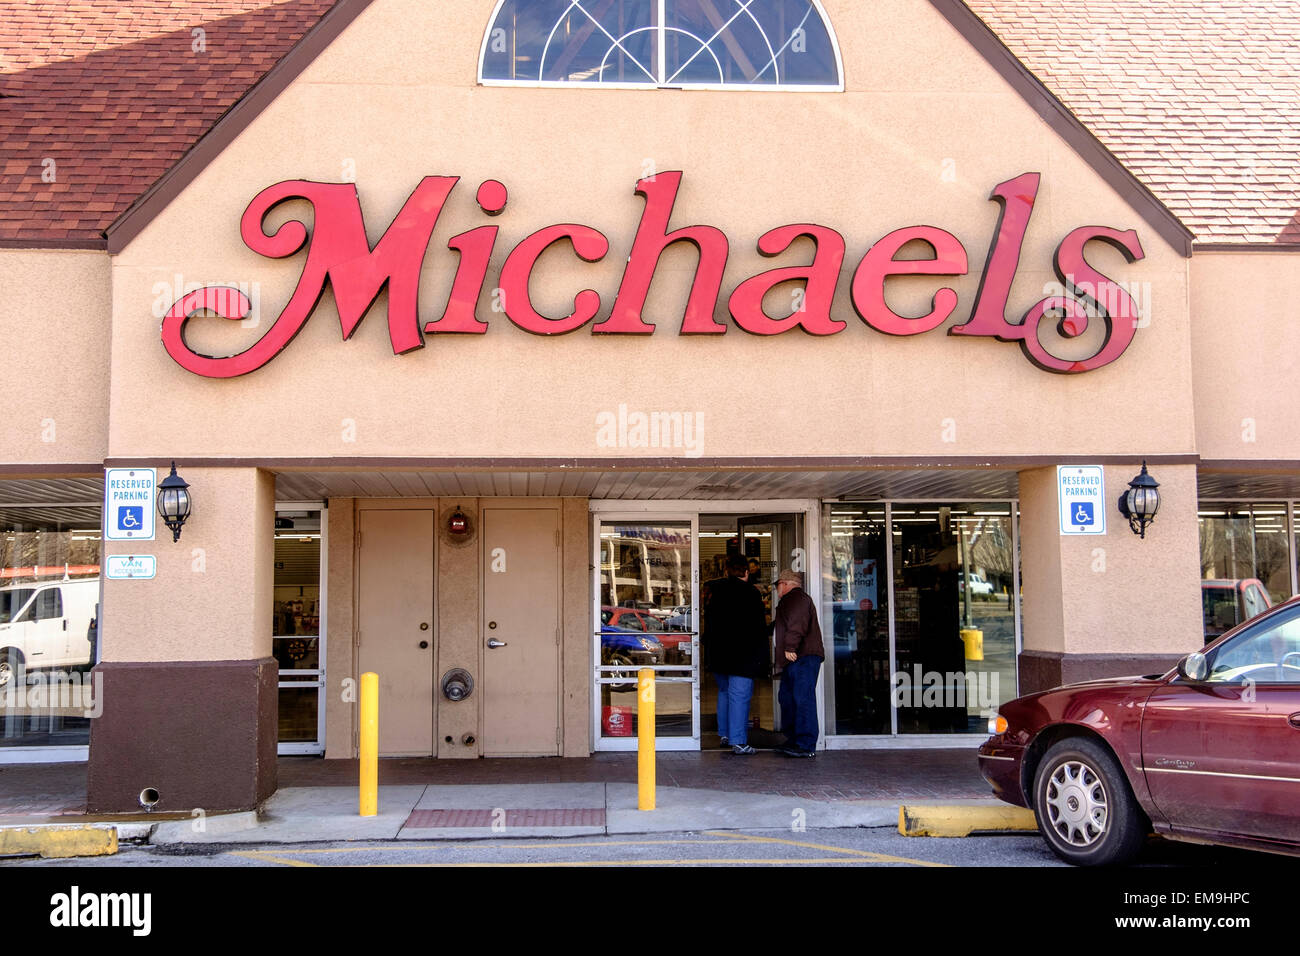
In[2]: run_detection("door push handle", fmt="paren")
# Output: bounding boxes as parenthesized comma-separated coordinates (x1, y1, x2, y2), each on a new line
(488, 638, 508, 649)
(1289, 713, 1300, 729)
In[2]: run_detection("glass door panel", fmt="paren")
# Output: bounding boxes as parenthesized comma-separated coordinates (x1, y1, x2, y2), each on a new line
(596, 521, 695, 742)
(698, 512, 804, 748)
(273, 509, 323, 749)
(824, 505, 891, 734)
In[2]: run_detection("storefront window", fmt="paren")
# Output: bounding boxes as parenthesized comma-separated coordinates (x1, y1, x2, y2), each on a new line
(893, 504, 1015, 733)
(0, 509, 101, 749)
(273, 509, 322, 748)
(1198, 502, 1291, 642)
(823, 502, 1017, 736)
(480, 0, 842, 89)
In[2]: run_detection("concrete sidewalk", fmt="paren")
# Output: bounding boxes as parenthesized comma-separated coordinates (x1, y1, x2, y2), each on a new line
(0, 747, 1011, 849)
(146, 782, 974, 844)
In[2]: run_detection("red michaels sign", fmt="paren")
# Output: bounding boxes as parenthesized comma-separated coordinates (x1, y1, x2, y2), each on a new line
(161, 171, 1145, 377)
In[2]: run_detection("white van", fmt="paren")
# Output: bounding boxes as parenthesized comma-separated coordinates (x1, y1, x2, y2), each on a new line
(0, 578, 99, 687)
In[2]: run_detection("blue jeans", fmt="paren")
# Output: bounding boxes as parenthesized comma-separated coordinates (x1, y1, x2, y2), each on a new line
(714, 673, 755, 747)
(778, 655, 823, 752)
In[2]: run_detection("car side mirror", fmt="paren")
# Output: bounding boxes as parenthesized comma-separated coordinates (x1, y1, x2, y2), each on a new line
(1180, 652, 1208, 682)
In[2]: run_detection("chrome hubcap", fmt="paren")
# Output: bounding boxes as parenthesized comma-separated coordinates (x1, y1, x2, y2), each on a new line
(1045, 759, 1108, 847)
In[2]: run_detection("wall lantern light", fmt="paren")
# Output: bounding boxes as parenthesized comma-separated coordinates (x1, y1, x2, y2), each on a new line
(447, 507, 470, 537)
(1117, 461, 1160, 538)
(156, 461, 192, 542)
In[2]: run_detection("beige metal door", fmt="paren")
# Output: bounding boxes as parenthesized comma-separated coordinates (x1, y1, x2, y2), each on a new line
(357, 509, 435, 756)
(482, 508, 560, 756)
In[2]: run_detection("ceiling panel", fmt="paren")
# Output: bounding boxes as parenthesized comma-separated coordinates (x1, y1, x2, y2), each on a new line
(271, 466, 1026, 502)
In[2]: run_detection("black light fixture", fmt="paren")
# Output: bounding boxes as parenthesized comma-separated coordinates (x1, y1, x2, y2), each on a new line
(1117, 461, 1160, 538)
(156, 461, 192, 542)
(447, 507, 470, 537)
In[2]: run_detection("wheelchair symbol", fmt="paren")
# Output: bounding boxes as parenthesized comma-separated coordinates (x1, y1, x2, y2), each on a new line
(1071, 501, 1094, 526)
(117, 506, 144, 532)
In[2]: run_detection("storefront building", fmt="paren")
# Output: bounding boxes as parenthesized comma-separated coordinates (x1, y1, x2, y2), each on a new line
(1, 0, 1296, 811)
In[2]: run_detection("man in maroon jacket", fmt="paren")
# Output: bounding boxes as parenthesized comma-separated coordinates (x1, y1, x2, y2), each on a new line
(772, 569, 825, 757)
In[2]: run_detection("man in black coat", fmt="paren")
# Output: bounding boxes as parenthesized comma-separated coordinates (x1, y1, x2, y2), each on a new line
(701, 553, 769, 755)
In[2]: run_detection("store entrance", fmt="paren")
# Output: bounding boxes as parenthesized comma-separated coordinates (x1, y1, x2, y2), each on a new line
(593, 509, 808, 751)
(699, 512, 804, 749)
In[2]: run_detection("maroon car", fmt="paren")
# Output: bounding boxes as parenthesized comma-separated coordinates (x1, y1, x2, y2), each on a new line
(979, 595, 1300, 865)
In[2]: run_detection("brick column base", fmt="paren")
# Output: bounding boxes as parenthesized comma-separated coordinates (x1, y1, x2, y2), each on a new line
(87, 658, 277, 813)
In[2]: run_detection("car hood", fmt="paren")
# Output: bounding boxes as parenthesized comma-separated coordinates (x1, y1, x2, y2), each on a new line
(1007, 671, 1171, 711)
(1049, 672, 1171, 692)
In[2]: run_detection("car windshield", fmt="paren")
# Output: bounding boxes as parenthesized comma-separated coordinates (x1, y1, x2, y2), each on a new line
(0, 589, 33, 624)
(1206, 601, 1300, 682)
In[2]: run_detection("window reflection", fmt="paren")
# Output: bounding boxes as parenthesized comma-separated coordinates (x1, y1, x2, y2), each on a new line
(0, 510, 101, 748)
(598, 522, 692, 738)
(1198, 502, 1289, 643)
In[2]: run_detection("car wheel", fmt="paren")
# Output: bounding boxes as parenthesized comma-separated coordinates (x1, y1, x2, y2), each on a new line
(1033, 737, 1147, 866)
(0, 649, 21, 690)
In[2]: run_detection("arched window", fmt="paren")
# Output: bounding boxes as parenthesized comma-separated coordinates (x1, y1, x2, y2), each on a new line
(479, 1, 843, 90)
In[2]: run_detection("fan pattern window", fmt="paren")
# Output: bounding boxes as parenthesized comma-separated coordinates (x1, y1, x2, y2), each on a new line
(480, 0, 842, 89)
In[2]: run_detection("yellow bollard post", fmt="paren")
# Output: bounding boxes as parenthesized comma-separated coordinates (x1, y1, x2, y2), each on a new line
(359, 671, 378, 817)
(637, 667, 655, 811)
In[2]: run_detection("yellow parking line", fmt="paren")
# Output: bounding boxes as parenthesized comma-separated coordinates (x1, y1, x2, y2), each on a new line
(228, 831, 947, 868)
(236, 855, 870, 867)
(705, 830, 951, 867)
(227, 838, 734, 855)
(231, 850, 320, 867)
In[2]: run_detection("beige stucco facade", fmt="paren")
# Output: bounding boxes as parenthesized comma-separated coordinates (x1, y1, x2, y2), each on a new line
(1191, 251, 1300, 462)
(2, 0, 1297, 792)
(0, 249, 110, 469)
(104, 0, 1194, 463)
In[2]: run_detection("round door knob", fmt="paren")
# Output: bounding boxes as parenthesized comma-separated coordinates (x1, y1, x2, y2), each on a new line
(419, 640, 429, 649)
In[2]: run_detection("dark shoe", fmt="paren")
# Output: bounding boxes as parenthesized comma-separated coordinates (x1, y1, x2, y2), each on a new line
(779, 746, 815, 758)
(718, 737, 730, 748)
(730, 744, 757, 755)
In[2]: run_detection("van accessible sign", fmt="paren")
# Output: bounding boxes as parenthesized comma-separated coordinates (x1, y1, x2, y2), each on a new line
(106, 555, 157, 579)
(104, 468, 156, 541)
(1058, 465, 1106, 535)
(161, 171, 1146, 378)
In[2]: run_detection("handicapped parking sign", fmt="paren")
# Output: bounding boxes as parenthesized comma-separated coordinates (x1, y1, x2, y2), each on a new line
(105, 468, 157, 541)
(117, 506, 144, 532)
(1058, 465, 1106, 535)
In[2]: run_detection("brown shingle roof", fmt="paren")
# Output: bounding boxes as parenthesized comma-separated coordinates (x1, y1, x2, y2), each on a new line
(966, 0, 1300, 244)
(0, 0, 336, 245)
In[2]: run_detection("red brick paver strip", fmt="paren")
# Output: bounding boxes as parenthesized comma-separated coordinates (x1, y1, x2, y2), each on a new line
(403, 808, 606, 829)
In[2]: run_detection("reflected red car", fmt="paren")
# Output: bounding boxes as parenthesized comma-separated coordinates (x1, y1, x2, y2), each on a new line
(979, 595, 1300, 865)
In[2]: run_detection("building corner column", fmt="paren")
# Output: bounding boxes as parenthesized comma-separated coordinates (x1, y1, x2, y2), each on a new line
(1017, 464, 1201, 694)
(87, 467, 277, 813)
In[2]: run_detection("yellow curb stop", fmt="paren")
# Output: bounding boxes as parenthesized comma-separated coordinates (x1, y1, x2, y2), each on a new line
(0, 825, 119, 859)
(898, 804, 1038, 837)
